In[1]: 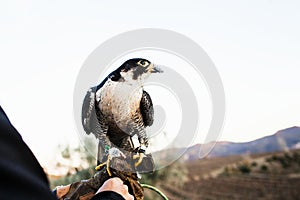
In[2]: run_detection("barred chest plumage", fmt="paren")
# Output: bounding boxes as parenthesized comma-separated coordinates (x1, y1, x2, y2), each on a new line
(96, 79, 144, 133)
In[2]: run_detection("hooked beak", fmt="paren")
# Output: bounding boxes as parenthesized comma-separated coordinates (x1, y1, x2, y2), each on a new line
(149, 64, 164, 73)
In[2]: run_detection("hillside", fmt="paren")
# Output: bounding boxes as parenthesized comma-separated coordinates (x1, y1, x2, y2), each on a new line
(144, 127, 300, 199)
(184, 126, 300, 160)
(49, 126, 300, 199)
(147, 149, 300, 200)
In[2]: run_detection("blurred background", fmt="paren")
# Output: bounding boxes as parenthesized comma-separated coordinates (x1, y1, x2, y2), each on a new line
(1, 1, 300, 199)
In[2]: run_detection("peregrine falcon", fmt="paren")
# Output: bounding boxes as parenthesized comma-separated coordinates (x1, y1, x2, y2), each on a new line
(81, 58, 163, 166)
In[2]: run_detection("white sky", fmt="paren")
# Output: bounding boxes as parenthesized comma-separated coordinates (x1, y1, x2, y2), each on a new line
(0, 0, 300, 168)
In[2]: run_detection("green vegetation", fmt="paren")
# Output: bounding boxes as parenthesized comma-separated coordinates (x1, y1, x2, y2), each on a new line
(251, 161, 257, 167)
(221, 150, 300, 177)
(49, 140, 188, 195)
(238, 163, 251, 174)
(48, 145, 300, 200)
(221, 161, 252, 175)
(260, 164, 268, 172)
(171, 149, 300, 199)
(51, 166, 96, 189)
(264, 151, 300, 170)
(49, 138, 96, 189)
(141, 162, 188, 200)
(141, 161, 188, 188)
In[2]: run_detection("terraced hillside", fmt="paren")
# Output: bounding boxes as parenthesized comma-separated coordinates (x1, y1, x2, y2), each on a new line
(146, 149, 300, 200)
(161, 175, 300, 200)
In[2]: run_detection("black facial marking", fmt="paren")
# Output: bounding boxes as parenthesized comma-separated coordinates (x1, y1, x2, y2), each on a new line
(132, 66, 147, 80)
(109, 58, 151, 81)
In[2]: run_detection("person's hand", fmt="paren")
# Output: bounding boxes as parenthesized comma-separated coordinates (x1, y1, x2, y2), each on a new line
(96, 177, 134, 200)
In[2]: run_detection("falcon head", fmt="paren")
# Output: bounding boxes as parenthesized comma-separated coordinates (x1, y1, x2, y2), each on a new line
(109, 58, 163, 83)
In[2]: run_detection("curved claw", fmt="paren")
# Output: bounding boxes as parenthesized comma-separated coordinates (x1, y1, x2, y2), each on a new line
(95, 162, 106, 171)
(95, 155, 112, 176)
(134, 152, 144, 167)
(106, 156, 112, 176)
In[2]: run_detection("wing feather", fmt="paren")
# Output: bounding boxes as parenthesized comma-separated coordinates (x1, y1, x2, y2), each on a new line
(140, 90, 154, 127)
(81, 86, 98, 134)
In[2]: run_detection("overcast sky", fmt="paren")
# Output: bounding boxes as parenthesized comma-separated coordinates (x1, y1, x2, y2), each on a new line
(1, 0, 299, 168)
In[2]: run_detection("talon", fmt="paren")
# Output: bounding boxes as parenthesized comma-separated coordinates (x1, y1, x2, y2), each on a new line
(106, 155, 112, 176)
(95, 162, 107, 171)
(134, 152, 144, 167)
(95, 155, 112, 176)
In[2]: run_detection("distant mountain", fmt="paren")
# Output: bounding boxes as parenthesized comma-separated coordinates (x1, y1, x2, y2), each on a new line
(183, 126, 300, 160)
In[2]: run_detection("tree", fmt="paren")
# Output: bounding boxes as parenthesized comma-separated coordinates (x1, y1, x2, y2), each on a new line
(49, 137, 97, 189)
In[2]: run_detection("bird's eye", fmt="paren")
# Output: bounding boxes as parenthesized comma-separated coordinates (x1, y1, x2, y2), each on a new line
(137, 60, 149, 67)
